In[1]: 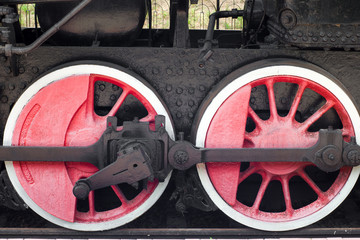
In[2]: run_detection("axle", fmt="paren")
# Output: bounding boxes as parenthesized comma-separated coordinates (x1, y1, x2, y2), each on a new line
(1, 115, 360, 199)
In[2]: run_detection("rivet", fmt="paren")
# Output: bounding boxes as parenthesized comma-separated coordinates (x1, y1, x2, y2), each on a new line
(352, 37, 357, 42)
(281, 97, 287, 104)
(189, 68, 195, 75)
(327, 32, 332, 37)
(199, 85, 206, 92)
(166, 68, 173, 75)
(177, 69, 183, 75)
(1, 96, 8, 103)
(176, 99, 183, 107)
(20, 82, 26, 89)
(302, 36, 308, 41)
(139, 68, 146, 75)
(320, 32, 325, 37)
(312, 37, 319, 42)
(110, 94, 117, 101)
(99, 84, 105, 91)
(322, 37, 328, 42)
(336, 31, 342, 37)
(188, 87, 195, 94)
(212, 69, 219, 76)
(19, 67, 25, 74)
(188, 112, 194, 118)
(297, 31, 303, 37)
(292, 36, 297, 41)
(346, 32, 352, 38)
(112, 85, 119, 91)
(166, 84, 172, 92)
(176, 87, 183, 94)
(330, 38, 336, 42)
(341, 37, 346, 42)
(152, 68, 159, 75)
(199, 69, 206, 75)
(250, 97, 256, 104)
(31, 66, 39, 74)
(176, 112, 182, 118)
(184, 61, 190, 67)
(188, 100, 195, 107)
(308, 32, 313, 37)
(9, 84, 15, 90)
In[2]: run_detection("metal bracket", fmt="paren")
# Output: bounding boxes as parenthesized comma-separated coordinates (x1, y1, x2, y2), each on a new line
(73, 145, 153, 199)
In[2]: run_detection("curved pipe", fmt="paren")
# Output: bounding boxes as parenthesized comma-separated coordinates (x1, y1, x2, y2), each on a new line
(199, 9, 244, 67)
(0, 0, 92, 56)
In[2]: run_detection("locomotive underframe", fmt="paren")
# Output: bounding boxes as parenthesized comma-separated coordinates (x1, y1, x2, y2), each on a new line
(1, 46, 360, 209)
(1, 0, 360, 232)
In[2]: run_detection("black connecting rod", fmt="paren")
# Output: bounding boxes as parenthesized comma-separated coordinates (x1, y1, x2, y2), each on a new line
(1, 116, 360, 199)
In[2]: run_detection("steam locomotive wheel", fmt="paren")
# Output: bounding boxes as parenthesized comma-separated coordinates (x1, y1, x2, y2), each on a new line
(194, 59, 360, 231)
(3, 63, 175, 231)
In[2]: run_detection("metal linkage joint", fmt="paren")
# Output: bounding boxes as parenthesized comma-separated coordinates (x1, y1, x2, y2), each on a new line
(73, 145, 153, 200)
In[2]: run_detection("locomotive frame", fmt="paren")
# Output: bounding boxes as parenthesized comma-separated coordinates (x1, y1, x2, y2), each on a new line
(1, 0, 360, 235)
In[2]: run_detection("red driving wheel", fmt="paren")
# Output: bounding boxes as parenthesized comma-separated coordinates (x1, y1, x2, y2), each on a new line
(4, 63, 174, 231)
(194, 59, 360, 231)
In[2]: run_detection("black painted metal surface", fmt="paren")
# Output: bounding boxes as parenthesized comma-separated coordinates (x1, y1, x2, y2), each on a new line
(1, 47, 360, 139)
(1, 47, 360, 233)
(36, 0, 146, 46)
(264, 0, 360, 49)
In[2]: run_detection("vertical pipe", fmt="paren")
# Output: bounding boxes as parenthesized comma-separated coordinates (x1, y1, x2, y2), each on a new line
(216, 0, 220, 29)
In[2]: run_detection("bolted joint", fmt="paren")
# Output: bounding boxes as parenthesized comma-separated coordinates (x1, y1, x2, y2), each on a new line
(314, 145, 343, 172)
(174, 150, 189, 165)
(347, 150, 360, 164)
(322, 147, 341, 166)
(168, 142, 201, 170)
(343, 139, 360, 166)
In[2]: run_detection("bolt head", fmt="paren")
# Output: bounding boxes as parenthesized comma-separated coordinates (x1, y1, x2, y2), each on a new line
(174, 150, 189, 165)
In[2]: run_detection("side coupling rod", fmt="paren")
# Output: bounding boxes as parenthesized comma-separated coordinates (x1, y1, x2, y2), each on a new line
(1, 115, 359, 199)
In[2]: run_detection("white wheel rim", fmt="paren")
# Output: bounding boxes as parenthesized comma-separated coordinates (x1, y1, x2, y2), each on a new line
(196, 64, 360, 231)
(3, 64, 175, 231)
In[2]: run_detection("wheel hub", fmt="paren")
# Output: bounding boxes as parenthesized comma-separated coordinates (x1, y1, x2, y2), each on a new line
(253, 118, 315, 175)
